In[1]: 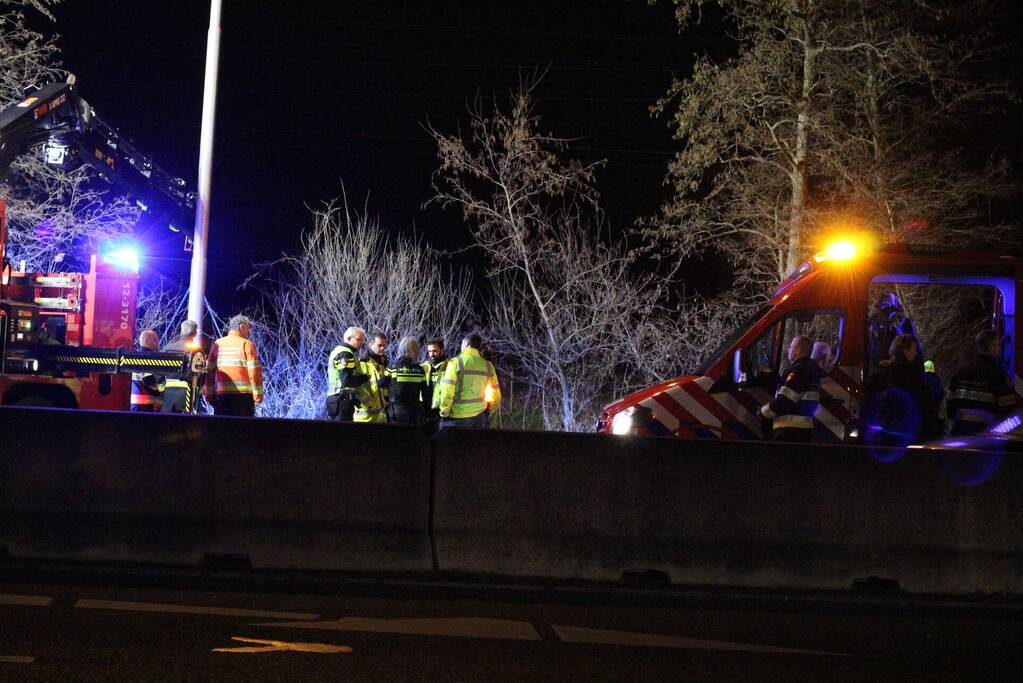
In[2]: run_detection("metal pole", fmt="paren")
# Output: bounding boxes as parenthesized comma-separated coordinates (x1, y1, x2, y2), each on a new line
(187, 0, 222, 342)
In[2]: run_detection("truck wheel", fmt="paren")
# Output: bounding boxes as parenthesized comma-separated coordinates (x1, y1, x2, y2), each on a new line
(13, 394, 56, 407)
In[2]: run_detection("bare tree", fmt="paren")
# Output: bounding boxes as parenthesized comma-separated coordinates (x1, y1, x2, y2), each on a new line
(1, 0, 139, 271)
(134, 279, 190, 344)
(647, 0, 1019, 300)
(247, 197, 475, 419)
(428, 81, 687, 431)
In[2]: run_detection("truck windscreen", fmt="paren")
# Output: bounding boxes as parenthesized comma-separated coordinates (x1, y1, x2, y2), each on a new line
(694, 304, 772, 376)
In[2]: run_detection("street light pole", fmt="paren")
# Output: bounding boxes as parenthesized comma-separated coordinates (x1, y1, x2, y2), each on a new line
(187, 0, 222, 342)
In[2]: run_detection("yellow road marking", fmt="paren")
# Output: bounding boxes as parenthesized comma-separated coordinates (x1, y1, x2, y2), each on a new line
(213, 637, 351, 654)
(0, 594, 52, 607)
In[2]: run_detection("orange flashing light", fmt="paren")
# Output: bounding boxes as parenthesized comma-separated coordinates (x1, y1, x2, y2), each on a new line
(186, 339, 202, 351)
(825, 240, 857, 261)
(814, 239, 863, 264)
(484, 383, 496, 405)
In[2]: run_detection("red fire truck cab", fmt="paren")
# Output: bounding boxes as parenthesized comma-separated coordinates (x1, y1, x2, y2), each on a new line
(1, 237, 147, 409)
(599, 240, 1022, 442)
(0, 78, 201, 410)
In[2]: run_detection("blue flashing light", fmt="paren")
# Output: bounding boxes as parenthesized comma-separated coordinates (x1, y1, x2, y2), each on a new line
(989, 414, 1022, 435)
(101, 244, 141, 273)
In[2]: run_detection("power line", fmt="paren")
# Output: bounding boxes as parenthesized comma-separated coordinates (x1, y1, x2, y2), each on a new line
(65, 50, 694, 75)
(116, 118, 674, 158)
(82, 82, 662, 104)
(88, 10, 725, 46)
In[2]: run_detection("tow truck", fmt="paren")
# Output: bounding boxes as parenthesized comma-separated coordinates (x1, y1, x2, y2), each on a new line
(599, 238, 1022, 442)
(0, 78, 204, 410)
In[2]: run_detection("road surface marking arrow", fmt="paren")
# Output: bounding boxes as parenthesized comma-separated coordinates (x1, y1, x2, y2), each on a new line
(213, 637, 351, 654)
(255, 616, 541, 641)
(552, 625, 852, 656)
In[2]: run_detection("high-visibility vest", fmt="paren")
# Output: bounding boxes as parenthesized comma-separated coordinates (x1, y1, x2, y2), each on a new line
(354, 356, 387, 423)
(327, 343, 361, 397)
(206, 331, 264, 401)
(437, 348, 500, 419)
(421, 357, 449, 409)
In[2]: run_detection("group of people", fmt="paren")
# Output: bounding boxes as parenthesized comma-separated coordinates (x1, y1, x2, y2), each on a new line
(759, 329, 1017, 443)
(129, 319, 205, 413)
(131, 315, 502, 430)
(130, 314, 264, 417)
(325, 328, 501, 430)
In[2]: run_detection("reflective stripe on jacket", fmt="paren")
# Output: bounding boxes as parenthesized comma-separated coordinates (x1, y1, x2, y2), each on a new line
(437, 348, 500, 419)
(760, 356, 821, 431)
(327, 343, 362, 397)
(387, 360, 429, 414)
(131, 372, 165, 406)
(130, 349, 165, 407)
(421, 357, 449, 409)
(948, 353, 1016, 435)
(206, 330, 264, 400)
(354, 356, 387, 423)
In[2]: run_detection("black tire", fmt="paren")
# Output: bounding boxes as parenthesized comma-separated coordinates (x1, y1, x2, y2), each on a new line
(13, 394, 56, 408)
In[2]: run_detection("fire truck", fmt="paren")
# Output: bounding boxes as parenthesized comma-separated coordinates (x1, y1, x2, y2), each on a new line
(599, 239, 1022, 442)
(0, 78, 203, 410)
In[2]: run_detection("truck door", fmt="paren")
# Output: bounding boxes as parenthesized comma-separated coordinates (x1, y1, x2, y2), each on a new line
(725, 308, 849, 443)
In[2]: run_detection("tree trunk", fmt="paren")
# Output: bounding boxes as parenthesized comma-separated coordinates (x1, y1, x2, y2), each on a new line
(787, 17, 818, 279)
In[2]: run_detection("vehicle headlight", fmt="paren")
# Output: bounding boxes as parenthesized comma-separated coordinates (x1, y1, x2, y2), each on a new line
(611, 408, 636, 435)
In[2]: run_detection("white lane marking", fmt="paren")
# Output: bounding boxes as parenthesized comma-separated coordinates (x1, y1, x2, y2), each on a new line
(0, 656, 35, 664)
(0, 594, 52, 607)
(552, 625, 853, 657)
(256, 616, 541, 641)
(75, 599, 318, 620)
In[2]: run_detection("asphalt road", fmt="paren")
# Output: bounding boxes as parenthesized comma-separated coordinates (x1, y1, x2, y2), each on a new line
(2, 577, 1021, 681)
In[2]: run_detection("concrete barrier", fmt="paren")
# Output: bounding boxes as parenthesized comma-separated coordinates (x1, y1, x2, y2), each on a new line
(431, 429, 1023, 595)
(0, 406, 433, 572)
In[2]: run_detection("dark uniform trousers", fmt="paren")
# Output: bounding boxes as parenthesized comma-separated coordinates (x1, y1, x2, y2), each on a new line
(216, 394, 255, 417)
(326, 393, 356, 422)
(389, 405, 422, 426)
(161, 387, 191, 414)
(440, 411, 490, 430)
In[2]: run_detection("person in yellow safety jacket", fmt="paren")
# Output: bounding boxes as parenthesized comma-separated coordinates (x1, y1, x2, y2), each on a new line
(355, 331, 389, 423)
(130, 329, 165, 412)
(205, 314, 264, 417)
(437, 333, 501, 429)
(421, 338, 449, 429)
(160, 319, 199, 414)
(326, 326, 368, 421)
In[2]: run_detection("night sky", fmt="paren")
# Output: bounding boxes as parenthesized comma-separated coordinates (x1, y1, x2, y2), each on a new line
(48, 1, 704, 309)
